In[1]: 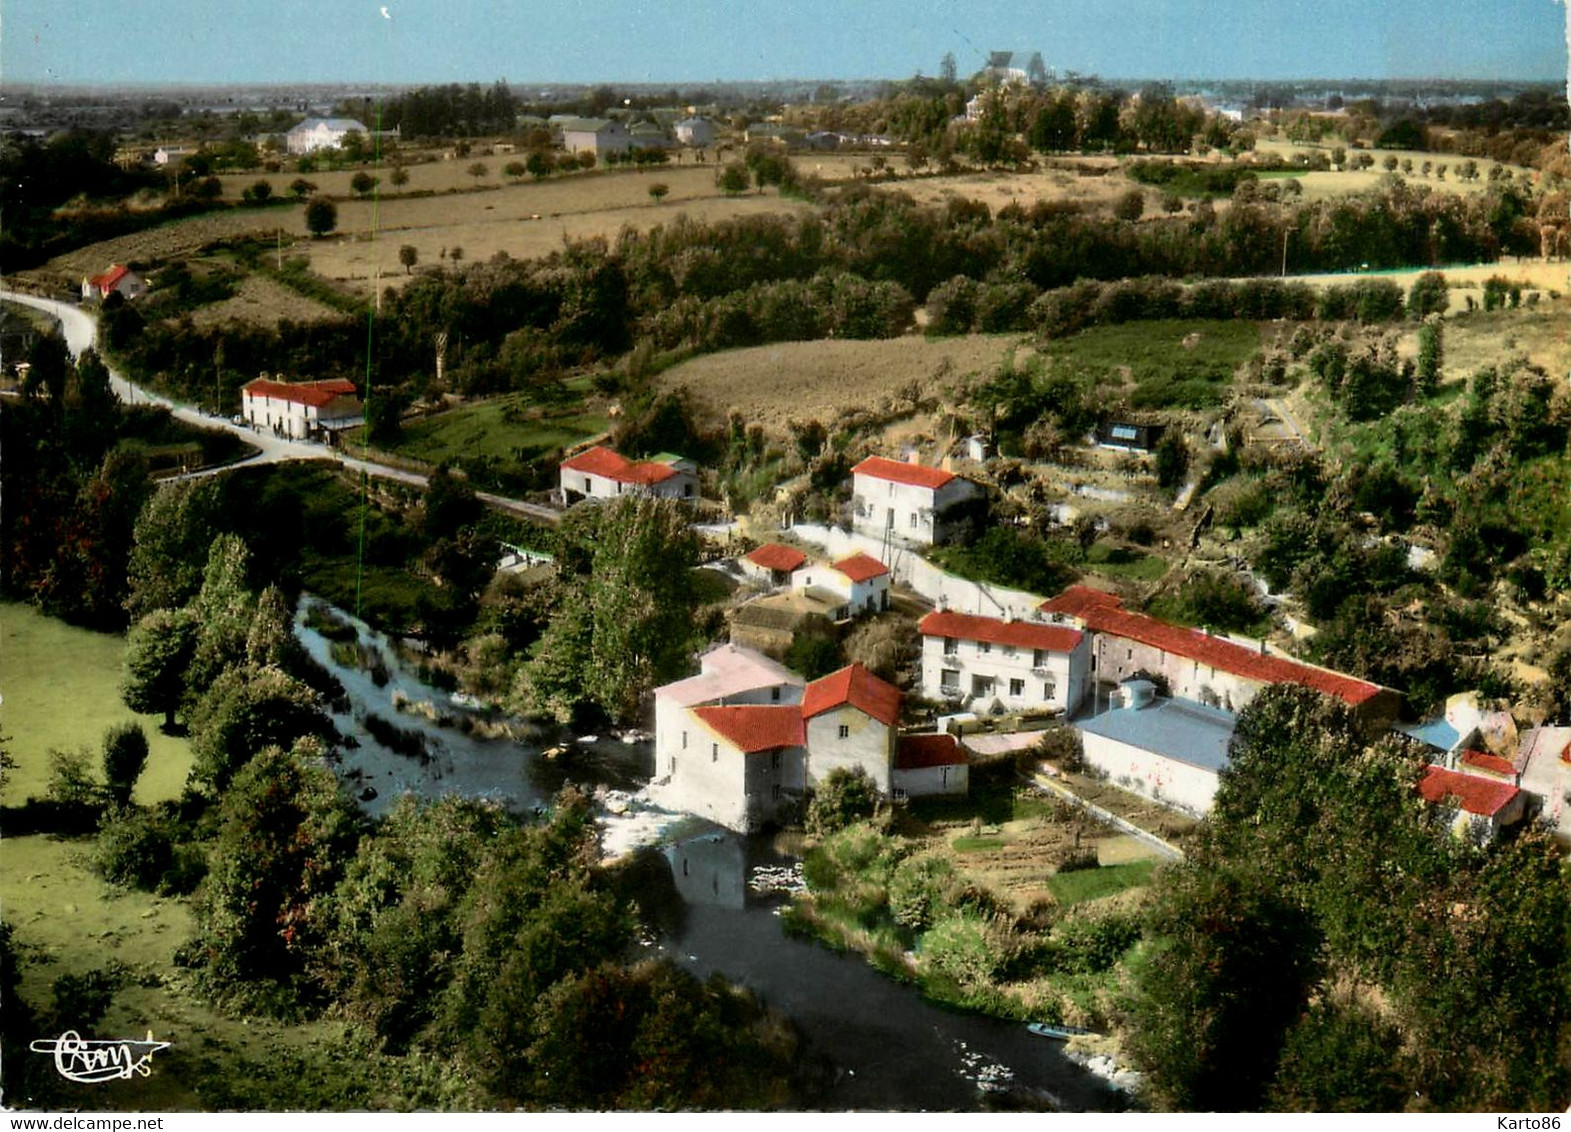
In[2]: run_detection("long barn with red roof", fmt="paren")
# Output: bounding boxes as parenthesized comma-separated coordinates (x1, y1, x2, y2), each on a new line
(558, 445, 697, 503)
(240, 376, 362, 441)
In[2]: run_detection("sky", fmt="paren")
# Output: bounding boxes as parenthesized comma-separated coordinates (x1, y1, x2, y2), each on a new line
(2, 0, 1566, 87)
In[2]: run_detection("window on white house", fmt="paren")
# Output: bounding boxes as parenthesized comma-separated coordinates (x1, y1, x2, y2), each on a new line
(1003, 645, 1016, 659)
(1009, 678, 1024, 697)
(1033, 649, 1047, 667)
(909, 512, 918, 529)
(772, 686, 781, 701)
(838, 724, 850, 739)
(1043, 681, 1057, 699)
(681, 731, 687, 749)
(978, 641, 991, 655)
(583, 477, 591, 492)
(943, 637, 958, 656)
(941, 669, 960, 693)
(971, 675, 994, 697)
(772, 784, 782, 801)
(712, 743, 718, 762)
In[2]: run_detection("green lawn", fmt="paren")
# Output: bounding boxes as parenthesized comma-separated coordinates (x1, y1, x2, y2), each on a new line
(0, 602, 192, 805)
(1083, 543, 1170, 582)
(1047, 860, 1156, 905)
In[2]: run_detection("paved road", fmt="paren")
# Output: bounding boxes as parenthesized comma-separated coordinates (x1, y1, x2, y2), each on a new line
(2, 289, 561, 524)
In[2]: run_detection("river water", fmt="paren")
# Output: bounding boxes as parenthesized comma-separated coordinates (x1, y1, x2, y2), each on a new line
(295, 598, 1123, 1112)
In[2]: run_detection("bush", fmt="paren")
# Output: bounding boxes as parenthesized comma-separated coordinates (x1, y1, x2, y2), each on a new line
(807, 768, 880, 839)
(94, 805, 174, 890)
(50, 968, 122, 1032)
(46, 747, 99, 806)
(888, 852, 958, 932)
(102, 722, 149, 807)
(921, 912, 1008, 986)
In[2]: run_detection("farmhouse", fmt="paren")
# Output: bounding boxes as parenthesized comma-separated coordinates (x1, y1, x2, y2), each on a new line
(628, 121, 671, 150)
(894, 732, 968, 800)
(285, 117, 367, 155)
(557, 117, 633, 157)
(792, 552, 891, 616)
(1077, 679, 1238, 816)
(1418, 764, 1527, 842)
(153, 145, 195, 166)
(741, 543, 808, 588)
(1041, 585, 1400, 725)
(917, 609, 1089, 715)
(240, 377, 362, 440)
(850, 455, 982, 547)
(558, 446, 698, 503)
(81, 265, 147, 302)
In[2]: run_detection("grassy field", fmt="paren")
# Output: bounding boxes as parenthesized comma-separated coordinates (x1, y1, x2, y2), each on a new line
(365, 393, 609, 472)
(1274, 259, 1565, 315)
(0, 602, 192, 806)
(1083, 543, 1170, 583)
(1037, 318, 1263, 410)
(1045, 860, 1156, 905)
(657, 333, 1027, 434)
(1443, 294, 1571, 381)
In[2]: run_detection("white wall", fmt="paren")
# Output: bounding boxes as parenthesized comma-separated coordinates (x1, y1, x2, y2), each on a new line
(665, 721, 753, 832)
(1079, 730, 1220, 816)
(1091, 634, 1261, 714)
(805, 707, 892, 794)
(920, 633, 1088, 714)
(894, 762, 968, 798)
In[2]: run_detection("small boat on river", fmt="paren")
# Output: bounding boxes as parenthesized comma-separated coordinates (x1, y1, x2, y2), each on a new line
(1026, 1022, 1096, 1041)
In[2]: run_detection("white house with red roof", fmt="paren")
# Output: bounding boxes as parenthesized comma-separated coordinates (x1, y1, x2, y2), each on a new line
(1418, 764, 1527, 841)
(850, 455, 981, 546)
(558, 445, 697, 504)
(80, 265, 146, 302)
(240, 376, 362, 440)
(894, 732, 968, 798)
(1040, 585, 1401, 726)
(918, 609, 1090, 714)
(792, 552, 891, 615)
(654, 652, 953, 831)
(741, 543, 808, 588)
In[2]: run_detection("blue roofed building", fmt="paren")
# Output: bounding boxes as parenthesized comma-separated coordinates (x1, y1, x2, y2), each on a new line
(1076, 680, 1237, 816)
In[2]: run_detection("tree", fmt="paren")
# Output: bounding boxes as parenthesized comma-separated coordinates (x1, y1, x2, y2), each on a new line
(466, 162, 489, 184)
(1125, 861, 1322, 1111)
(125, 477, 224, 619)
(1406, 270, 1448, 318)
(398, 244, 419, 275)
(525, 151, 552, 180)
(187, 664, 333, 792)
(716, 163, 749, 195)
(350, 171, 379, 197)
(1414, 317, 1443, 397)
(186, 534, 257, 694)
(647, 182, 669, 203)
(288, 177, 317, 200)
(1113, 188, 1146, 222)
(1154, 430, 1189, 489)
(193, 176, 223, 201)
(243, 179, 274, 204)
(305, 197, 338, 237)
(122, 607, 199, 731)
(806, 767, 878, 837)
(389, 163, 409, 189)
(194, 739, 361, 1010)
(101, 722, 149, 808)
(503, 160, 526, 181)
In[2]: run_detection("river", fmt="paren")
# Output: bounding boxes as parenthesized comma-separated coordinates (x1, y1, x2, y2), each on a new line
(297, 597, 1125, 1112)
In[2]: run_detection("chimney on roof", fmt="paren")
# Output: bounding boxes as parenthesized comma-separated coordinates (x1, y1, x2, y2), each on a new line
(905, 448, 921, 465)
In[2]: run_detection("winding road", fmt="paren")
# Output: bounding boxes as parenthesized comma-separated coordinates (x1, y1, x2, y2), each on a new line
(2, 289, 561, 523)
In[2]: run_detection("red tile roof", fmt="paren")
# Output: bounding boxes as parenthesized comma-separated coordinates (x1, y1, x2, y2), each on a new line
(1419, 765, 1522, 818)
(918, 610, 1083, 654)
(897, 732, 966, 769)
(88, 265, 132, 292)
(1038, 585, 1382, 707)
(851, 455, 955, 491)
(691, 705, 804, 753)
(803, 663, 902, 727)
(832, 552, 889, 583)
(560, 445, 679, 485)
(746, 543, 808, 573)
(1460, 748, 1517, 778)
(241, 377, 359, 409)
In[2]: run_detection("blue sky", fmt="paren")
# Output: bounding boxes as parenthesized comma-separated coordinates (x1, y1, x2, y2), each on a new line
(3, 0, 1566, 85)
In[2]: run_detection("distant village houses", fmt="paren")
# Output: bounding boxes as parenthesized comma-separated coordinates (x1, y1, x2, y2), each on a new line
(557, 117, 633, 157)
(558, 445, 698, 504)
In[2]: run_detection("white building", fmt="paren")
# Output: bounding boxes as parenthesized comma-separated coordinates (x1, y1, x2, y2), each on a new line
(80, 265, 147, 302)
(850, 456, 981, 547)
(917, 609, 1089, 715)
(558, 446, 698, 504)
(557, 117, 633, 157)
(240, 377, 362, 440)
(741, 543, 808, 588)
(655, 653, 932, 832)
(792, 552, 890, 616)
(285, 118, 367, 155)
(673, 117, 717, 147)
(1077, 681, 1237, 816)
(153, 145, 195, 166)
(894, 733, 968, 799)
(1418, 764, 1527, 842)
